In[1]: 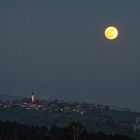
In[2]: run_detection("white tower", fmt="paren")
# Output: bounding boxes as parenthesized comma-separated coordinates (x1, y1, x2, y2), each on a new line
(32, 92, 35, 104)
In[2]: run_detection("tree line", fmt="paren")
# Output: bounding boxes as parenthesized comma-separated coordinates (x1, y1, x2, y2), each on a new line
(0, 120, 134, 140)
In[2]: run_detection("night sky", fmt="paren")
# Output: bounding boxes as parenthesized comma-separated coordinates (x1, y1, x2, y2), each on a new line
(0, 0, 140, 110)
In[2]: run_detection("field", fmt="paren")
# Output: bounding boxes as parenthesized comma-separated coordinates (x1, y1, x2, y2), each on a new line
(0, 107, 140, 139)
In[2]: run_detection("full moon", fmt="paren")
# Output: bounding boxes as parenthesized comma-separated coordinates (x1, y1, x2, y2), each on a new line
(104, 26, 118, 40)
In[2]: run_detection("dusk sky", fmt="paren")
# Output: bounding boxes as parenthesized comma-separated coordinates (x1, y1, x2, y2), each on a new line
(0, 0, 140, 110)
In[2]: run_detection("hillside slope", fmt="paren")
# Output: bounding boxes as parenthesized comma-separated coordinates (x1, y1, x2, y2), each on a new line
(0, 107, 140, 139)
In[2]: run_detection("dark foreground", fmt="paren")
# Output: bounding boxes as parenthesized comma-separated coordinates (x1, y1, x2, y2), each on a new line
(0, 120, 134, 140)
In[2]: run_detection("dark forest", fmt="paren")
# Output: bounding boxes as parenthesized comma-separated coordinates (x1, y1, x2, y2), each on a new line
(0, 120, 134, 140)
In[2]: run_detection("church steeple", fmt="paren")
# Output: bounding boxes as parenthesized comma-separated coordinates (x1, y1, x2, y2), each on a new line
(32, 90, 35, 104)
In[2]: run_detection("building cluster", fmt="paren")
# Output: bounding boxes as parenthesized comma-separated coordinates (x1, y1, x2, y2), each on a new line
(0, 93, 109, 115)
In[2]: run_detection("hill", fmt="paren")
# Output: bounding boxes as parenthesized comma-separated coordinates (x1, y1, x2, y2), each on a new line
(0, 120, 134, 140)
(0, 94, 23, 101)
(0, 107, 140, 139)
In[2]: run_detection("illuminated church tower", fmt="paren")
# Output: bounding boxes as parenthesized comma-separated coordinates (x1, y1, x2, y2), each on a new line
(31, 91, 35, 104)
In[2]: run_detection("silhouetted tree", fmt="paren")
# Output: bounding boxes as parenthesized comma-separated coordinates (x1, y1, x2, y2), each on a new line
(0, 120, 135, 140)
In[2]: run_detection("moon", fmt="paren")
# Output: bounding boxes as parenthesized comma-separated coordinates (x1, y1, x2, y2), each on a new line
(104, 26, 118, 40)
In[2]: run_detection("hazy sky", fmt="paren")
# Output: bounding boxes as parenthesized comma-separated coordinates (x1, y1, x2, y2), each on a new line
(0, 0, 140, 110)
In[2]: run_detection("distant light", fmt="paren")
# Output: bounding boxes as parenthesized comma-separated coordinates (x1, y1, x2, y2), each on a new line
(104, 26, 118, 40)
